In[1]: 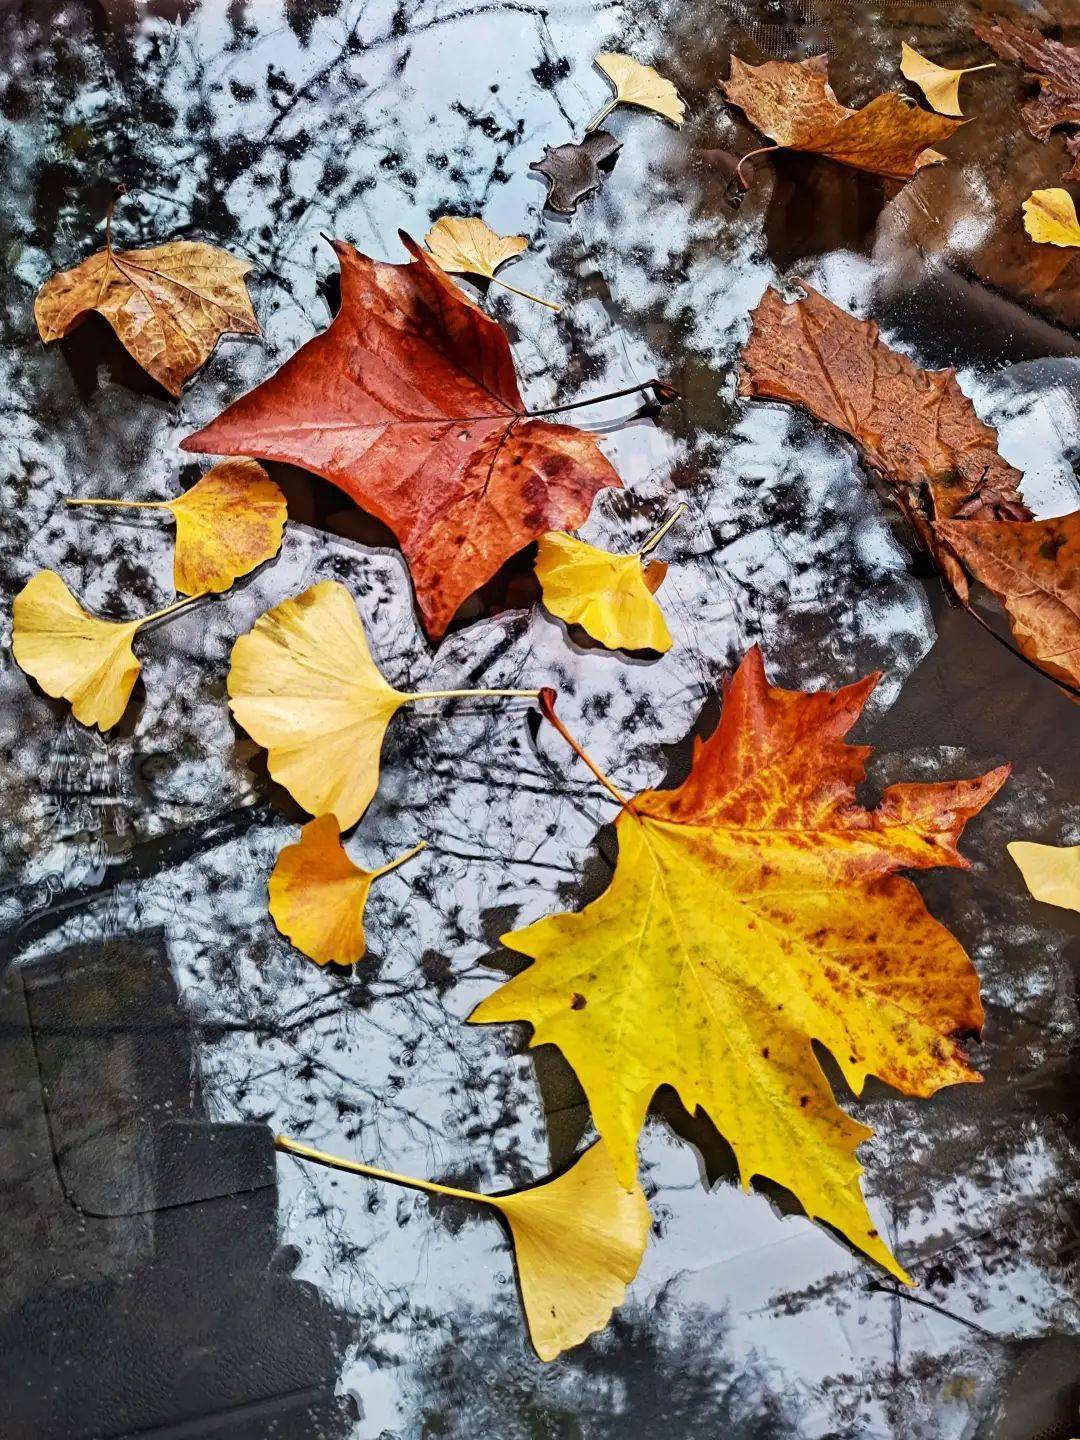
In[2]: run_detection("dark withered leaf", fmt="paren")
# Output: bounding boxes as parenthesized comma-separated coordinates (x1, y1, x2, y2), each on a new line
(530, 131, 621, 214)
(972, 17, 1080, 143)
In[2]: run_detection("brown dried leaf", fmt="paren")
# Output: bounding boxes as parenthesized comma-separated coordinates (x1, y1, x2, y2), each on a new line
(530, 132, 621, 214)
(972, 17, 1080, 143)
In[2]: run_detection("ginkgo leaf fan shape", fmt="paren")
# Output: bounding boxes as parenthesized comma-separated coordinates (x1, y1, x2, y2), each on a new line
(471, 649, 1010, 1279)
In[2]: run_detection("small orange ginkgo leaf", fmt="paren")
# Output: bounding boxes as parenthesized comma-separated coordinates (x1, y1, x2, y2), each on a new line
(269, 814, 426, 966)
(535, 505, 684, 653)
(12, 571, 198, 730)
(899, 43, 994, 118)
(472, 653, 1010, 1280)
(67, 459, 286, 595)
(275, 1133, 649, 1362)
(228, 579, 539, 830)
(34, 189, 258, 396)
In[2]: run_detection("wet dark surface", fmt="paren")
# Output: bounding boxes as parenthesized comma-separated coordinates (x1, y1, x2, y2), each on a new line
(0, 1, 1079, 1436)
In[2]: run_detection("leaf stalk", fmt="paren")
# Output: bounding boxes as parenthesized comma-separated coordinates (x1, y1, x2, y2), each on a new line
(136, 594, 204, 629)
(369, 839, 427, 880)
(538, 689, 633, 811)
(275, 1134, 495, 1208)
(490, 275, 562, 312)
(405, 687, 541, 704)
(525, 378, 678, 419)
(66, 497, 167, 510)
(637, 503, 687, 559)
(584, 97, 618, 133)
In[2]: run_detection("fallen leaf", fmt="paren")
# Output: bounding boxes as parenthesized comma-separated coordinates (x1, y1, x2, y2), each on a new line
(589, 52, 685, 129)
(900, 42, 994, 118)
(972, 17, 1080, 144)
(472, 653, 1009, 1278)
(276, 1133, 649, 1361)
(183, 235, 620, 637)
(530, 132, 622, 214)
(535, 506, 682, 653)
(738, 284, 1030, 575)
(35, 190, 258, 396)
(228, 579, 538, 829)
(1067, 135, 1080, 182)
(1023, 187, 1080, 247)
(722, 54, 962, 180)
(269, 814, 425, 966)
(934, 512, 1080, 691)
(68, 459, 286, 595)
(12, 570, 195, 730)
(424, 216, 558, 310)
(1008, 840, 1080, 913)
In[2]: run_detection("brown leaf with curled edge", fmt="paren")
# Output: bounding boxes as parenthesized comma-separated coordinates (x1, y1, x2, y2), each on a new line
(530, 132, 621, 214)
(972, 17, 1080, 144)
(721, 54, 962, 180)
(934, 512, 1080, 691)
(738, 284, 1031, 588)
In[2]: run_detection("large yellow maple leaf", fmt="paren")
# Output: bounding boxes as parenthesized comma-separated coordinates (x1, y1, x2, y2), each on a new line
(471, 648, 1009, 1280)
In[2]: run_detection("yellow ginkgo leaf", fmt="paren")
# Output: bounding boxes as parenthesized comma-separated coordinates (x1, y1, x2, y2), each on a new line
(12, 570, 196, 730)
(899, 42, 993, 117)
(424, 216, 558, 311)
(275, 1134, 649, 1361)
(1008, 840, 1080, 913)
(535, 505, 683, 653)
(1022, 188, 1080, 248)
(228, 580, 538, 830)
(268, 813, 426, 966)
(67, 459, 287, 595)
(589, 52, 686, 130)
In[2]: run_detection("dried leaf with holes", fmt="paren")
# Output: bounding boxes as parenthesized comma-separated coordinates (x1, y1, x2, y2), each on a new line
(530, 133, 622, 214)
(971, 17, 1080, 144)
(67, 459, 286, 595)
(1008, 840, 1080, 914)
(12, 571, 197, 730)
(472, 654, 1009, 1279)
(899, 42, 994, 118)
(268, 814, 425, 966)
(588, 52, 685, 130)
(34, 190, 257, 396)
(722, 54, 962, 182)
(276, 1134, 649, 1361)
(184, 235, 620, 636)
(535, 507, 683, 653)
(227, 579, 539, 830)
(1023, 188, 1080, 247)
(424, 216, 558, 310)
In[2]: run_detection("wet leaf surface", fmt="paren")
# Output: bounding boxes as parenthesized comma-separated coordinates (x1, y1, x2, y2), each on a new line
(529, 131, 621, 214)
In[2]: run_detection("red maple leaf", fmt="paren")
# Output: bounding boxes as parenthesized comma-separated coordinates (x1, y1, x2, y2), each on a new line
(182, 234, 621, 637)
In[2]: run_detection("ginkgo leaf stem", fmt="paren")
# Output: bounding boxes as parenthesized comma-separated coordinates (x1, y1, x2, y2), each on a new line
(137, 594, 204, 629)
(66, 497, 168, 510)
(538, 689, 632, 811)
(275, 1133, 497, 1208)
(585, 97, 619, 133)
(525, 378, 677, 418)
(959, 62, 996, 76)
(369, 839, 427, 880)
(490, 275, 562, 312)
(736, 144, 780, 189)
(405, 687, 541, 704)
(637, 503, 687, 559)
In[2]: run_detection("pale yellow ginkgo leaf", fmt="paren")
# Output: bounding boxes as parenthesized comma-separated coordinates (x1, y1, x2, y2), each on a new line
(12, 570, 196, 730)
(67, 459, 287, 595)
(424, 216, 558, 310)
(1008, 840, 1080, 913)
(268, 813, 426, 966)
(535, 506, 683, 653)
(899, 42, 993, 117)
(1022, 188, 1080, 247)
(589, 52, 686, 130)
(228, 580, 539, 830)
(276, 1134, 649, 1361)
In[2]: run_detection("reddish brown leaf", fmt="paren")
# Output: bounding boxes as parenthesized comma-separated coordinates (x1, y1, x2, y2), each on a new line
(182, 235, 620, 637)
(935, 512, 1080, 691)
(738, 284, 1031, 578)
(721, 54, 961, 181)
(972, 17, 1080, 144)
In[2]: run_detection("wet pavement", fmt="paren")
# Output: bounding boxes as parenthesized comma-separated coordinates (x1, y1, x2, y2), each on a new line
(0, 1, 1078, 1436)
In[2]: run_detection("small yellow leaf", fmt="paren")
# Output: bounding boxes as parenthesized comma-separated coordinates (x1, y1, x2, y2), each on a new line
(228, 580, 407, 830)
(536, 532, 673, 653)
(268, 814, 425, 966)
(424, 216, 527, 280)
(1023, 188, 1080, 248)
(169, 459, 286, 594)
(490, 1140, 650, 1361)
(900, 42, 992, 118)
(11, 571, 192, 731)
(1008, 840, 1080, 913)
(593, 52, 685, 127)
